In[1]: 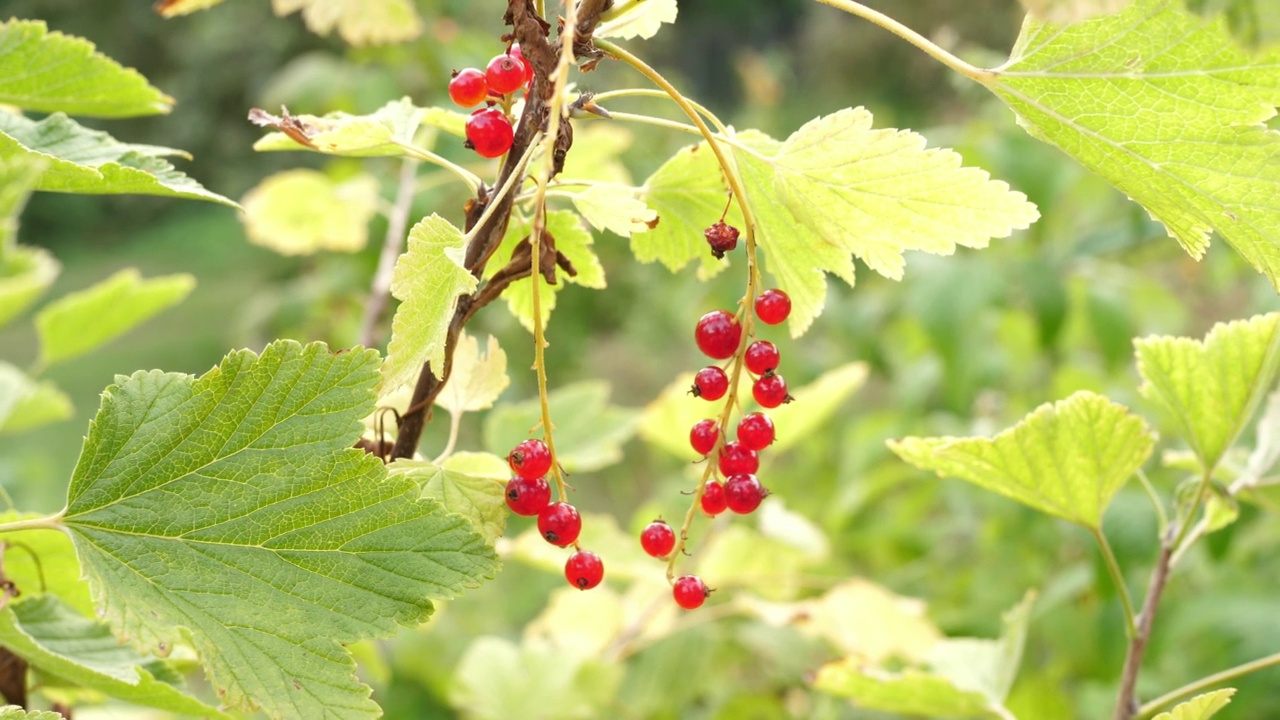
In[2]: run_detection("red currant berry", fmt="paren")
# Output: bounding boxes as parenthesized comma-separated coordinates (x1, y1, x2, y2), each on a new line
(564, 550, 604, 590)
(695, 310, 742, 360)
(692, 366, 729, 401)
(700, 480, 728, 515)
(754, 289, 792, 325)
(505, 475, 551, 516)
(465, 107, 514, 158)
(509, 44, 534, 84)
(744, 341, 780, 376)
(737, 412, 775, 451)
(703, 221, 740, 259)
(448, 68, 489, 107)
(508, 438, 552, 480)
(724, 473, 766, 514)
(640, 520, 677, 558)
(486, 53, 527, 95)
(718, 440, 759, 476)
(673, 575, 710, 609)
(690, 419, 720, 456)
(753, 373, 791, 409)
(538, 502, 582, 547)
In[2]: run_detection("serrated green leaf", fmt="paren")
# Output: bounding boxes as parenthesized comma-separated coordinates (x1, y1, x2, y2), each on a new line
(380, 214, 477, 394)
(568, 183, 657, 238)
(0, 113, 235, 206)
(434, 332, 510, 415)
(0, 20, 172, 117)
(1135, 313, 1280, 472)
(890, 391, 1156, 528)
(252, 97, 427, 156)
(560, 125, 636, 185)
(1018, 0, 1129, 22)
(389, 453, 509, 543)
(61, 340, 499, 719)
(155, 0, 227, 17)
(734, 110, 1038, 335)
(985, 0, 1280, 286)
(0, 245, 58, 328)
(0, 707, 62, 719)
(637, 142, 737, 280)
(0, 512, 94, 617)
(484, 382, 639, 474)
(0, 362, 72, 434)
(1154, 689, 1236, 720)
(596, 0, 678, 40)
(486, 211, 605, 332)
(0, 596, 230, 717)
(767, 363, 868, 453)
(0, 155, 45, 251)
(241, 169, 379, 255)
(271, 0, 423, 45)
(812, 658, 1007, 719)
(35, 268, 195, 367)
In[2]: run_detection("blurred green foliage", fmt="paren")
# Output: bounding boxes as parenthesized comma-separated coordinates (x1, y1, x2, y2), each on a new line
(3, 0, 1280, 718)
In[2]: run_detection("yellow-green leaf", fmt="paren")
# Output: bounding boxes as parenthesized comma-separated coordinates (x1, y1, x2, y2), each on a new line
(596, 0, 678, 40)
(0, 362, 72, 434)
(636, 141, 737, 280)
(813, 659, 1005, 719)
(1018, 0, 1130, 22)
(240, 169, 379, 255)
(569, 183, 657, 238)
(1154, 689, 1236, 720)
(767, 362, 868, 453)
(389, 453, 509, 543)
(486, 211, 605, 333)
(0, 245, 59, 327)
(0, 155, 45, 250)
(271, 0, 424, 46)
(0, 511, 94, 617)
(252, 97, 427, 156)
(435, 332, 510, 415)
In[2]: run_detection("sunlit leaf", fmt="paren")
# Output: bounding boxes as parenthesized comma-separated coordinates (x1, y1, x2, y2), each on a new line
(241, 169, 379, 255)
(0, 20, 172, 117)
(1018, 0, 1130, 22)
(812, 659, 1006, 719)
(560, 125, 636, 185)
(1245, 391, 1280, 481)
(0, 113, 235, 206)
(451, 636, 622, 720)
(0, 707, 62, 719)
(1135, 313, 1280, 472)
(890, 391, 1156, 529)
(252, 98, 427, 156)
(596, 0, 678, 40)
(568, 183, 657, 238)
(380, 215, 478, 394)
(389, 453, 509, 543)
(35, 268, 195, 367)
(62, 341, 499, 719)
(0, 362, 72, 434)
(984, 0, 1280, 286)
(0, 511, 94, 617)
(1153, 689, 1236, 720)
(637, 141, 737, 280)
(0, 245, 58, 328)
(435, 332, 510, 415)
(927, 591, 1036, 704)
(0, 596, 230, 717)
(485, 382, 639, 474)
(0, 155, 45, 250)
(486, 211, 605, 332)
(271, 0, 424, 46)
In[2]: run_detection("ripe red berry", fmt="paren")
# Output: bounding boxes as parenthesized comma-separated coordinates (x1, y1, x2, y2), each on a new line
(718, 440, 759, 476)
(753, 373, 791, 409)
(486, 53, 527, 94)
(508, 438, 552, 480)
(465, 107, 514, 158)
(755, 289, 792, 325)
(564, 550, 604, 590)
(700, 480, 728, 515)
(692, 366, 729, 401)
(505, 476, 551, 516)
(690, 419, 720, 456)
(695, 310, 742, 360)
(725, 473, 766, 514)
(744, 341, 780, 375)
(538, 502, 582, 547)
(640, 520, 677, 558)
(448, 68, 489, 107)
(704, 221, 740, 259)
(737, 412, 775, 451)
(673, 575, 710, 609)
(509, 44, 534, 84)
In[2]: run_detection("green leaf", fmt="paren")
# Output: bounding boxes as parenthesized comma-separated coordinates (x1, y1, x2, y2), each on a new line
(252, 97, 428, 156)
(890, 391, 1156, 528)
(733, 110, 1039, 335)
(568, 183, 658, 238)
(61, 340, 499, 719)
(0, 362, 73, 434)
(927, 591, 1036, 705)
(767, 363, 868, 453)
(984, 0, 1280, 286)
(486, 211, 605, 332)
(0, 113, 236, 206)
(636, 142, 736, 280)
(484, 382, 639, 474)
(1135, 313, 1280, 472)
(451, 636, 622, 720)
(0, 596, 230, 717)
(34, 268, 195, 367)
(0, 245, 59, 328)
(380, 215, 477, 394)
(241, 169, 379, 255)
(812, 659, 1006, 719)
(0, 512, 94, 617)
(596, 0, 679, 40)
(434, 332, 510, 415)
(0, 155, 46, 251)
(0, 707, 62, 720)
(0, 20, 172, 117)
(389, 453, 509, 543)
(1153, 689, 1236, 720)
(271, 0, 424, 46)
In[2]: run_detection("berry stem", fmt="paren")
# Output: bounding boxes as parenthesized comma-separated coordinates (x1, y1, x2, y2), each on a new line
(1090, 526, 1137, 640)
(811, 0, 992, 83)
(590, 88, 730, 133)
(391, 141, 482, 193)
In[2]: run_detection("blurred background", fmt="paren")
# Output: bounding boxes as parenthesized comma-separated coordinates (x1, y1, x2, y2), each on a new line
(3, 0, 1280, 718)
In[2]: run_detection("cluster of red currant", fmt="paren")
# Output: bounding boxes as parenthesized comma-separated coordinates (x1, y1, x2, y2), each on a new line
(504, 438, 604, 590)
(447, 46, 533, 158)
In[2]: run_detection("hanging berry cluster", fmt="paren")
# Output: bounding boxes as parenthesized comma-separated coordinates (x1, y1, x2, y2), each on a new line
(448, 45, 534, 158)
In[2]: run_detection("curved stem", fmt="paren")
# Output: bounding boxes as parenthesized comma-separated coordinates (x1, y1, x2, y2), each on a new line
(1136, 469, 1170, 536)
(1138, 651, 1280, 718)
(0, 512, 64, 535)
(393, 141, 482, 193)
(1091, 526, 1138, 640)
(590, 88, 730, 133)
(463, 141, 540, 246)
(359, 158, 419, 348)
(811, 0, 992, 82)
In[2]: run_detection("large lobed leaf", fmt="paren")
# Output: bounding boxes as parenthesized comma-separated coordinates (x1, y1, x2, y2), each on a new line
(891, 391, 1156, 529)
(985, 0, 1280, 286)
(389, 453, 509, 544)
(434, 332, 510, 415)
(0, 361, 73, 434)
(0, 19, 172, 118)
(240, 169, 379, 255)
(62, 341, 499, 719)
(636, 141, 741, 281)
(271, 0, 424, 46)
